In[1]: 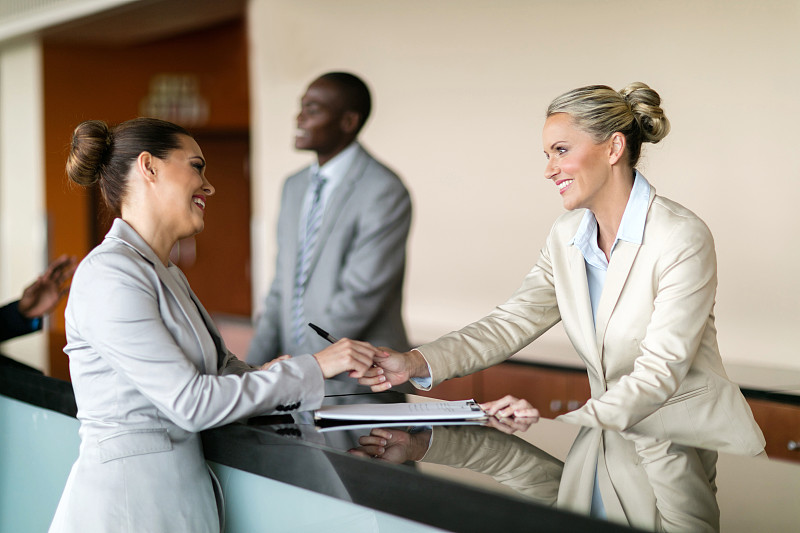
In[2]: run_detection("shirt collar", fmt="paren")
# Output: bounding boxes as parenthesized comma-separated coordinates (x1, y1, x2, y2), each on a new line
(616, 170, 650, 245)
(569, 170, 651, 267)
(309, 141, 360, 189)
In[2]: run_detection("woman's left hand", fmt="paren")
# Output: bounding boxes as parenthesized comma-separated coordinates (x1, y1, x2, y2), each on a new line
(484, 413, 539, 434)
(480, 395, 540, 419)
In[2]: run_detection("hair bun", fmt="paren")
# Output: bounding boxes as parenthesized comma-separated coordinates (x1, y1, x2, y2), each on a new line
(620, 82, 670, 144)
(66, 120, 112, 187)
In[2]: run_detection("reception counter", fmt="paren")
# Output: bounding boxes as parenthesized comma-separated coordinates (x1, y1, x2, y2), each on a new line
(2, 354, 799, 532)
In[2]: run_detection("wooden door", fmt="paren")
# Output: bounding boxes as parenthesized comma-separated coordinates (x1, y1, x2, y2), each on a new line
(173, 131, 251, 316)
(43, 19, 251, 379)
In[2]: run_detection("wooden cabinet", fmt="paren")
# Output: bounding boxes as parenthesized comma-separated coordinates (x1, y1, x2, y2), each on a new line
(414, 373, 478, 402)
(480, 363, 590, 418)
(746, 398, 800, 463)
(415, 361, 800, 464)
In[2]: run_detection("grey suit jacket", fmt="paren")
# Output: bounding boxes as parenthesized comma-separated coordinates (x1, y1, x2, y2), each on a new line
(415, 187, 765, 456)
(50, 219, 325, 533)
(248, 143, 412, 393)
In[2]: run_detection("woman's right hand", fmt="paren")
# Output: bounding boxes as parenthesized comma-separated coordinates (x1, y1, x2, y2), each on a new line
(313, 338, 385, 379)
(358, 348, 430, 391)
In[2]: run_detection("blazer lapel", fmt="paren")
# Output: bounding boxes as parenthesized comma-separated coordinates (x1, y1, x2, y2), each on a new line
(105, 219, 219, 375)
(186, 288, 228, 375)
(594, 241, 640, 352)
(166, 267, 224, 376)
(566, 244, 605, 377)
(153, 261, 219, 376)
(594, 187, 656, 352)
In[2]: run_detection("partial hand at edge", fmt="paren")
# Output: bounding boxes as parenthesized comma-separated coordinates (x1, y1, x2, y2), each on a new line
(18, 254, 78, 318)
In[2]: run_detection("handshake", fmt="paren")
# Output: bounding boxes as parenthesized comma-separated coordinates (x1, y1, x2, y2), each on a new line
(259, 323, 432, 387)
(288, 332, 540, 420)
(283, 339, 426, 385)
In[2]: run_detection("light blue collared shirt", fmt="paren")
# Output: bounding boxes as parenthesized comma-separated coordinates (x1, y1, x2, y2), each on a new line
(570, 171, 651, 325)
(297, 141, 360, 240)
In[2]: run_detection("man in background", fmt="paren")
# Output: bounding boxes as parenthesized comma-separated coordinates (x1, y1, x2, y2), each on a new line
(248, 72, 412, 395)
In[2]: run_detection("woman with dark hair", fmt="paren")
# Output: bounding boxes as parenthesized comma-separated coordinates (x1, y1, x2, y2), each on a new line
(50, 118, 381, 532)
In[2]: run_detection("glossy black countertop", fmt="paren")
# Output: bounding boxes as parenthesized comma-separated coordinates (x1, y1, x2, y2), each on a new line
(203, 396, 646, 533)
(3, 354, 799, 532)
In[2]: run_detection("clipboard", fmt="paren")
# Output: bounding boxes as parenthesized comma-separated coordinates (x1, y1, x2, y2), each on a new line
(314, 399, 487, 422)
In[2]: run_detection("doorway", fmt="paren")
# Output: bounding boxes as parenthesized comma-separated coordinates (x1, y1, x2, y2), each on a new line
(42, 17, 251, 379)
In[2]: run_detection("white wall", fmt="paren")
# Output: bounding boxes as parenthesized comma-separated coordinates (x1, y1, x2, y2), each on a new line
(0, 37, 47, 369)
(248, 0, 800, 370)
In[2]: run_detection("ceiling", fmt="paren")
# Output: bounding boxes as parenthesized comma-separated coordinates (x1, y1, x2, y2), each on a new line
(40, 0, 246, 45)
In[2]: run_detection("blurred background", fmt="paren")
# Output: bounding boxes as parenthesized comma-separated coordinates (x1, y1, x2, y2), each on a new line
(0, 0, 797, 380)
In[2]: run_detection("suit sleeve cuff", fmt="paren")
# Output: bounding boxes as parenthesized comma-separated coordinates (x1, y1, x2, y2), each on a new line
(0, 300, 40, 342)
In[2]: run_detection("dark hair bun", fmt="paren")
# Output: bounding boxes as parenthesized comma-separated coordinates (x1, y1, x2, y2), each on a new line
(66, 120, 112, 187)
(620, 82, 670, 144)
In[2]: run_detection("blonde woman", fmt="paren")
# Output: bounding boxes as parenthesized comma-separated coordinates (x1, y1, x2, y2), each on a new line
(362, 83, 764, 457)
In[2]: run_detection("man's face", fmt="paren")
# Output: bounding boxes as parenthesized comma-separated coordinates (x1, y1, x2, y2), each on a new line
(295, 78, 352, 162)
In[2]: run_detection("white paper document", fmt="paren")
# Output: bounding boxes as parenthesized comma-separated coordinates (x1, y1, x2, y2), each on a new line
(314, 399, 487, 422)
(315, 419, 486, 433)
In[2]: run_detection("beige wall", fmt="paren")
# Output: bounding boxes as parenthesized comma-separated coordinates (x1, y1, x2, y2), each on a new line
(248, 0, 800, 369)
(0, 37, 47, 369)
(0, 1, 142, 372)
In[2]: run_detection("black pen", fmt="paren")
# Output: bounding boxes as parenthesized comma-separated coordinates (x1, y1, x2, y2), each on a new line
(308, 323, 338, 344)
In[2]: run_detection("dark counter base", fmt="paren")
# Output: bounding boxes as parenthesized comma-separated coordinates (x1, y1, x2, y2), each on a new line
(0, 354, 76, 416)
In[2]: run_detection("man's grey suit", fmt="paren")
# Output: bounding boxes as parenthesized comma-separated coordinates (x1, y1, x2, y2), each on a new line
(50, 219, 325, 532)
(248, 143, 411, 394)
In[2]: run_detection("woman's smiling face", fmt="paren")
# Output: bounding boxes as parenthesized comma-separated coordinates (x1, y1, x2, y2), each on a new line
(542, 113, 615, 213)
(152, 134, 214, 241)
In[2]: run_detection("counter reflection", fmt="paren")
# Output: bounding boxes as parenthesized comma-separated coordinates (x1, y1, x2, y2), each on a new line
(346, 418, 719, 532)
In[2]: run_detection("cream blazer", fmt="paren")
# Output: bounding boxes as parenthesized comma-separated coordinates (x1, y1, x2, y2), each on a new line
(50, 219, 325, 533)
(558, 427, 719, 532)
(422, 425, 719, 531)
(417, 187, 765, 456)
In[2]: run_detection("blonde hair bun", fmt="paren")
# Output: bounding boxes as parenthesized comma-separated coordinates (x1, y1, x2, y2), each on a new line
(547, 82, 671, 167)
(619, 82, 670, 144)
